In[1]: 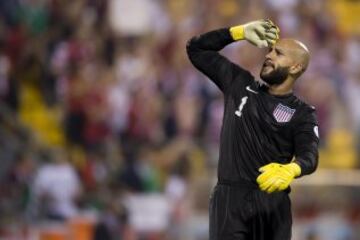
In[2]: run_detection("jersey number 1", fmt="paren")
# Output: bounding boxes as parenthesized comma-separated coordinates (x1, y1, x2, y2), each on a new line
(235, 96, 248, 117)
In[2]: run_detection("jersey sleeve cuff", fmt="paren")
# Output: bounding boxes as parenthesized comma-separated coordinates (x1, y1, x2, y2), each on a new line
(293, 159, 306, 177)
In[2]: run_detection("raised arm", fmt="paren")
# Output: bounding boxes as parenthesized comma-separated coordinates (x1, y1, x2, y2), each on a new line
(186, 20, 279, 93)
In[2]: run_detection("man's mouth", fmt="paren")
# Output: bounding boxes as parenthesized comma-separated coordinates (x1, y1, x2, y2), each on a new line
(264, 60, 274, 67)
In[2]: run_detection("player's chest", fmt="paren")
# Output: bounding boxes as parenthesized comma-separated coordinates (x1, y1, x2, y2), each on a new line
(227, 91, 297, 132)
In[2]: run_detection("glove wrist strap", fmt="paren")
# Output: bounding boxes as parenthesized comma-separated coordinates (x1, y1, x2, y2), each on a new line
(230, 25, 245, 41)
(288, 162, 301, 177)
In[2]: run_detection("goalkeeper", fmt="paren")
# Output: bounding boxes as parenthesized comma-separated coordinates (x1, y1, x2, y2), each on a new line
(186, 19, 319, 240)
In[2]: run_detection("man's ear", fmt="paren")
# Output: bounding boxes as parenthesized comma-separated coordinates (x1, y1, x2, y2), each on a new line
(289, 63, 303, 76)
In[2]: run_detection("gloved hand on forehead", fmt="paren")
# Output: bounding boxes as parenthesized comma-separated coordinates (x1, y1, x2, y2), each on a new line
(230, 19, 280, 48)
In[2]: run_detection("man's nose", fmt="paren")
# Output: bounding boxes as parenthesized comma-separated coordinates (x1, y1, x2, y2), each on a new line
(265, 51, 274, 60)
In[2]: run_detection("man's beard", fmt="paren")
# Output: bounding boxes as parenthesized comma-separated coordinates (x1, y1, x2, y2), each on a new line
(260, 65, 290, 85)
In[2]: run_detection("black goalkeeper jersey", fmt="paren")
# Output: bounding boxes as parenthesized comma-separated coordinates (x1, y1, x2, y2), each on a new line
(187, 28, 319, 184)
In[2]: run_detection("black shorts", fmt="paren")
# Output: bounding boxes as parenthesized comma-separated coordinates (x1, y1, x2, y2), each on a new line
(209, 180, 292, 240)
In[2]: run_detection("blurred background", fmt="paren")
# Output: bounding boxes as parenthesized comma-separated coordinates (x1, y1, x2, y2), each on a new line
(0, 0, 359, 239)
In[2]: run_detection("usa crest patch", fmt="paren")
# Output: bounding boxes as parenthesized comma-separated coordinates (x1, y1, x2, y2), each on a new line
(273, 104, 295, 123)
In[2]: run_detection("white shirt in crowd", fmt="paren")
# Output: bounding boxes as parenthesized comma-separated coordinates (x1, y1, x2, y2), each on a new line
(32, 163, 82, 219)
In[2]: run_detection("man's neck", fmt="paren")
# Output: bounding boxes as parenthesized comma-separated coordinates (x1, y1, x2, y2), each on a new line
(267, 78, 294, 96)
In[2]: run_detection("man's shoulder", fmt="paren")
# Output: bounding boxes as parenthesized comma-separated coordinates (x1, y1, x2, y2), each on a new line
(292, 95, 316, 112)
(291, 95, 317, 124)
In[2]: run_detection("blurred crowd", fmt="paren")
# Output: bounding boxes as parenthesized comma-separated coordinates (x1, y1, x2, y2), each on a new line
(0, 0, 359, 239)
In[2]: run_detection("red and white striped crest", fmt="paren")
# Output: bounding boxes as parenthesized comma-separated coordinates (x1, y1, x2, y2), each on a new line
(273, 104, 295, 123)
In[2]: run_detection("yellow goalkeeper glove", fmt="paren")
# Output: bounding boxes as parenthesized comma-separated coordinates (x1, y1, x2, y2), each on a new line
(256, 162, 301, 193)
(230, 19, 280, 48)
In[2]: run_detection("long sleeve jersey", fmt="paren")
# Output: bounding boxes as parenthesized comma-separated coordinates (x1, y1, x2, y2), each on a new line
(186, 28, 319, 183)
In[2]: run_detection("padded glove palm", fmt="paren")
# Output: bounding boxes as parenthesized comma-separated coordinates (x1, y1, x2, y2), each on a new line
(230, 19, 280, 48)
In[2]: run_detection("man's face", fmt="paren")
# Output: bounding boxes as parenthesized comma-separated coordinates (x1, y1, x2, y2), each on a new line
(260, 45, 293, 85)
